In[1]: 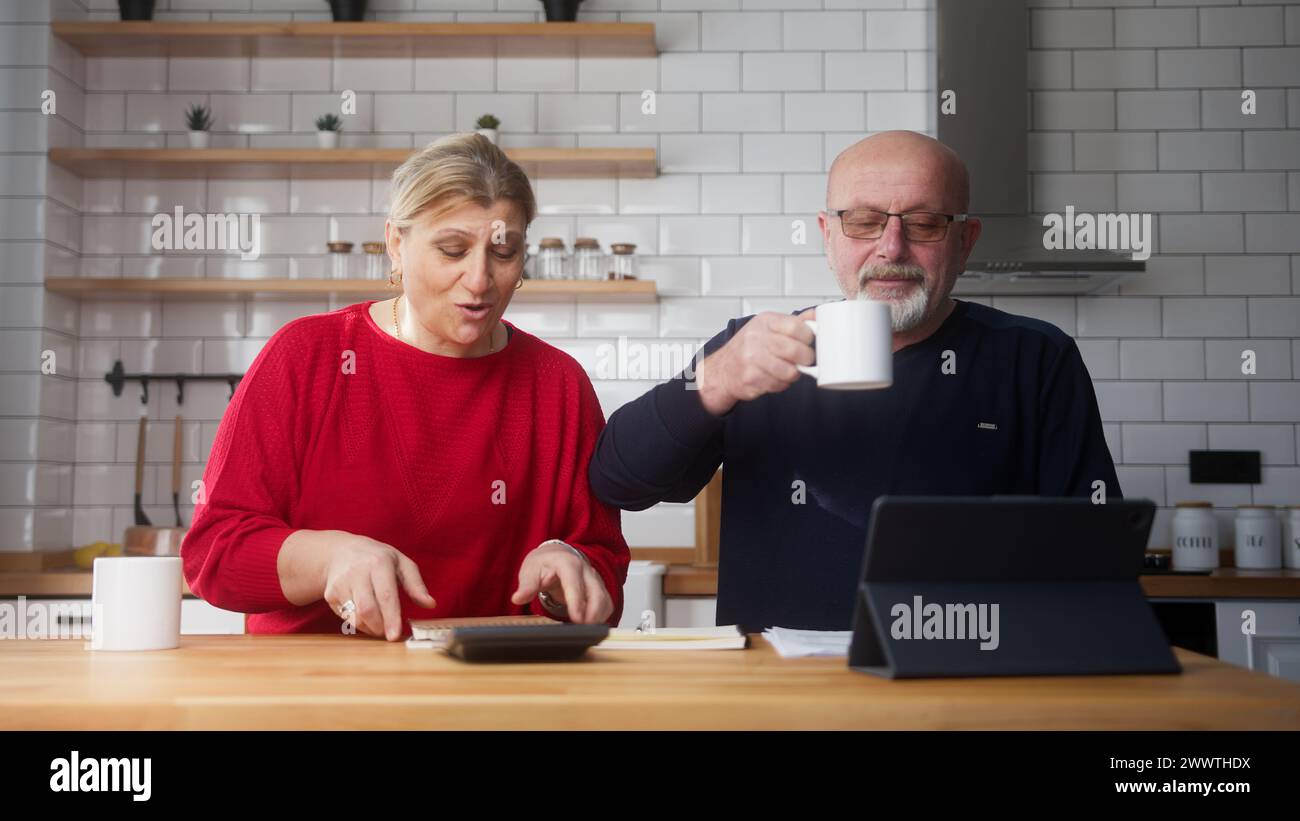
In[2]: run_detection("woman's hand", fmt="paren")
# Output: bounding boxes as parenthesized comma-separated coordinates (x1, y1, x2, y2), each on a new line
(511, 541, 613, 625)
(280, 530, 436, 641)
(323, 534, 436, 641)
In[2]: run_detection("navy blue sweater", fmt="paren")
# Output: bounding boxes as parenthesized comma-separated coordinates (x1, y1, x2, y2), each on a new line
(589, 299, 1122, 633)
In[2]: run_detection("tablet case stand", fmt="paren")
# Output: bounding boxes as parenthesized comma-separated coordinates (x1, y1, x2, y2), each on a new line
(848, 497, 1182, 679)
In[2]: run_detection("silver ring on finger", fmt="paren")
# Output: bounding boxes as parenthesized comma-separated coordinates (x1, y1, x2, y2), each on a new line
(338, 599, 356, 620)
(539, 590, 567, 616)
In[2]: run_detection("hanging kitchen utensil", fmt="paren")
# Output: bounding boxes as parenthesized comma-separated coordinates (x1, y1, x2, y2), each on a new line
(133, 415, 151, 527)
(123, 415, 186, 557)
(172, 414, 183, 527)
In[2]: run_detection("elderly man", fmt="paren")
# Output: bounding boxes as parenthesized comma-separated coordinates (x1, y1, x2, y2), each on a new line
(589, 130, 1121, 632)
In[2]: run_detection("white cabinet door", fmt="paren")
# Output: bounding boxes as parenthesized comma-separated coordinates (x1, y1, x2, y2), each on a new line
(665, 597, 717, 628)
(0, 598, 94, 638)
(1215, 600, 1300, 684)
(180, 599, 245, 634)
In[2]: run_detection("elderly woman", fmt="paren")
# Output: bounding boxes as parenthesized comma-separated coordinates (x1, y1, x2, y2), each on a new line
(182, 134, 630, 640)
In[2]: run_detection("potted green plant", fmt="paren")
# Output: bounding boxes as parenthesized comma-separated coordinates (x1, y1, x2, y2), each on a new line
(184, 104, 212, 149)
(539, 0, 581, 22)
(475, 114, 500, 145)
(118, 0, 155, 20)
(327, 0, 368, 21)
(315, 113, 343, 149)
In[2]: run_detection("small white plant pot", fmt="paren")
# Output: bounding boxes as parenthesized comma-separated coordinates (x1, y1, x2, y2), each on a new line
(475, 128, 498, 145)
(186, 130, 210, 149)
(316, 130, 340, 149)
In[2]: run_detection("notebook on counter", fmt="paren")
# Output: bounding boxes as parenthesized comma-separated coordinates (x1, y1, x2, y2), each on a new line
(406, 615, 560, 649)
(595, 625, 746, 650)
(406, 617, 747, 651)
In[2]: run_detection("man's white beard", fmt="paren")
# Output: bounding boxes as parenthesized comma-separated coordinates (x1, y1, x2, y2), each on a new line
(856, 264, 932, 332)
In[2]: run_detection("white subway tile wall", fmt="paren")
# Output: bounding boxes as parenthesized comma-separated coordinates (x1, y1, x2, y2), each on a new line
(1, 0, 81, 548)
(0, 0, 1297, 560)
(1030, 0, 1300, 548)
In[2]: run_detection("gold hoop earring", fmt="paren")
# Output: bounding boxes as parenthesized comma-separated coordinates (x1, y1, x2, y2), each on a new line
(388, 268, 402, 287)
(514, 277, 524, 291)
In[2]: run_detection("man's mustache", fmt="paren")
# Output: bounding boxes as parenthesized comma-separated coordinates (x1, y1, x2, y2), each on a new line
(858, 263, 927, 289)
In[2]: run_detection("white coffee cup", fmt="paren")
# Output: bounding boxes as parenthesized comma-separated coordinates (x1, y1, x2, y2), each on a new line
(796, 300, 893, 389)
(91, 556, 182, 651)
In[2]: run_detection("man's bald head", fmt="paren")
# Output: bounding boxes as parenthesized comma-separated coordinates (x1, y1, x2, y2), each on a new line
(819, 130, 983, 336)
(826, 131, 970, 213)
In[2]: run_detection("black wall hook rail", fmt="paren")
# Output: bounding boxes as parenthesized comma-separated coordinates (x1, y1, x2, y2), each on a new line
(104, 360, 244, 405)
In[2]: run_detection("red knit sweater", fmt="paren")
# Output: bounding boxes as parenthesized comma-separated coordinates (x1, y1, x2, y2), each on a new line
(182, 300, 630, 635)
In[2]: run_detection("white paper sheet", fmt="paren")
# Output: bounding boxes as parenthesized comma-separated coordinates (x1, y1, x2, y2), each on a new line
(761, 626, 853, 658)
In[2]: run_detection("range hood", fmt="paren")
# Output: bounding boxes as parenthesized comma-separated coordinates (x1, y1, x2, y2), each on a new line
(936, 0, 1145, 295)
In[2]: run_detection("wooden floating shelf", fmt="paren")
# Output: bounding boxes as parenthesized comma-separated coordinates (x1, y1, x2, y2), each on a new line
(50, 21, 658, 58)
(47, 147, 658, 179)
(44, 277, 657, 302)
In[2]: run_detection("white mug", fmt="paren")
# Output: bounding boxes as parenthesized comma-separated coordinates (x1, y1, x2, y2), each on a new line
(91, 556, 182, 651)
(796, 300, 893, 389)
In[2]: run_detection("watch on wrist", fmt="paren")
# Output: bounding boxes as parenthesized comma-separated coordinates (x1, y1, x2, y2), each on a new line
(537, 538, 589, 567)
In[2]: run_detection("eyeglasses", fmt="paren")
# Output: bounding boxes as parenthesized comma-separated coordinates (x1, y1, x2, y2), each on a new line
(827, 209, 968, 242)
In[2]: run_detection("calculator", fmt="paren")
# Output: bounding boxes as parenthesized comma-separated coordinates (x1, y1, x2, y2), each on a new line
(445, 623, 610, 662)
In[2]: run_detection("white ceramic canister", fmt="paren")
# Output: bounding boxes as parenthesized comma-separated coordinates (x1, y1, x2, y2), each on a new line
(1283, 505, 1300, 570)
(1172, 501, 1219, 571)
(1234, 504, 1281, 569)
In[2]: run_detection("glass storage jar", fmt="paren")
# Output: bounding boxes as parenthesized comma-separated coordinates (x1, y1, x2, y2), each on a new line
(362, 242, 386, 280)
(327, 241, 353, 280)
(607, 242, 638, 280)
(573, 237, 604, 281)
(535, 237, 568, 280)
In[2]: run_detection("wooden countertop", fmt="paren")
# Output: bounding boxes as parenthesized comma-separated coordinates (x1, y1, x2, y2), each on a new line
(663, 565, 1300, 599)
(1, 635, 1297, 730)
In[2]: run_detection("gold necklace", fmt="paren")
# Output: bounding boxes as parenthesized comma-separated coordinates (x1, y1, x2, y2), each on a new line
(392, 295, 496, 354)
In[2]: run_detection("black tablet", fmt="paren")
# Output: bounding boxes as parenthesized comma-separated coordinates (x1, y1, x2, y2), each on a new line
(848, 496, 1181, 678)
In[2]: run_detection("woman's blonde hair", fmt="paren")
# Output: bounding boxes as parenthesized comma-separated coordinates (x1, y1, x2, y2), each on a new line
(388, 133, 536, 233)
